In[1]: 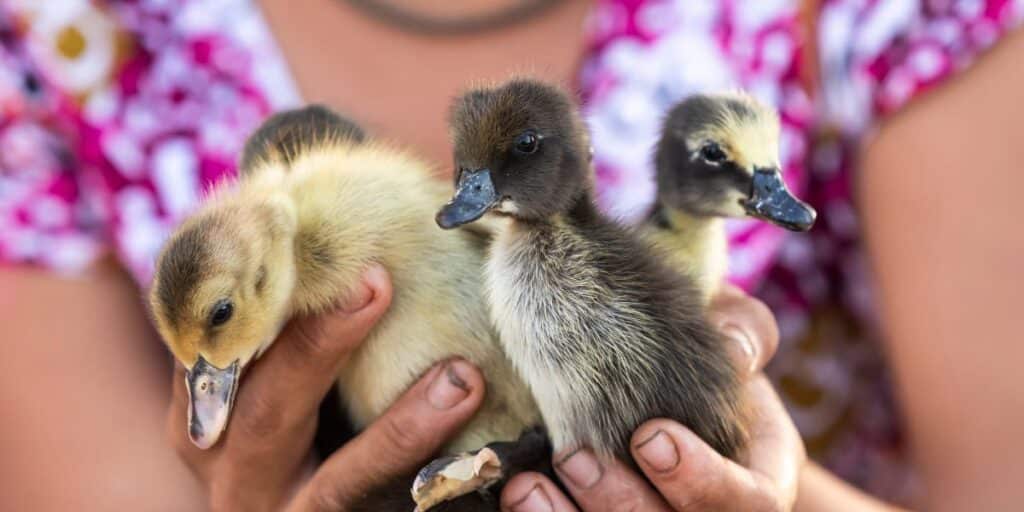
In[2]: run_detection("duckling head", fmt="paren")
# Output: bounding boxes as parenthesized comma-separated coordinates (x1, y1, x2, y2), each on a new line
(150, 195, 298, 449)
(437, 78, 591, 228)
(655, 92, 815, 231)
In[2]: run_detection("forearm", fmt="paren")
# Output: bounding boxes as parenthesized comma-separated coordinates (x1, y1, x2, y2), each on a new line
(0, 260, 204, 511)
(795, 462, 904, 512)
(858, 29, 1024, 511)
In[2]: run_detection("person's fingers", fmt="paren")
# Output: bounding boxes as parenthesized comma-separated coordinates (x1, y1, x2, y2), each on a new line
(630, 419, 767, 511)
(552, 447, 671, 512)
(501, 472, 581, 512)
(738, 377, 804, 507)
(289, 358, 486, 512)
(707, 284, 779, 376)
(629, 377, 803, 512)
(226, 264, 392, 447)
(165, 264, 392, 508)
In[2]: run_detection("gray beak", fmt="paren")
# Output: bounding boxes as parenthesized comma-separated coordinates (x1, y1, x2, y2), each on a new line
(185, 356, 240, 449)
(436, 169, 499, 229)
(741, 168, 816, 232)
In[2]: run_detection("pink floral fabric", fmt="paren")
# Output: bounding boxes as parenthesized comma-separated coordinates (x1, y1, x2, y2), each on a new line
(581, 0, 815, 291)
(0, 0, 299, 282)
(1, 0, 1021, 505)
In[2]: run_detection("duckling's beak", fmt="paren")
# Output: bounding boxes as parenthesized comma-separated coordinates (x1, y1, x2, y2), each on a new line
(740, 168, 816, 232)
(436, 169, 498, 229)
(185, 356, 240, 449)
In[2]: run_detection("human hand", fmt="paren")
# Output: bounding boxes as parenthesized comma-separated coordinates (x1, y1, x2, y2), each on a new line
(500, 284, 805, 512)
(166, 265, 487, 511)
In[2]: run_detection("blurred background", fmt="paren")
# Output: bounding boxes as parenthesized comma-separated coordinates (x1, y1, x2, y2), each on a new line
(2, 0, 1023, 510)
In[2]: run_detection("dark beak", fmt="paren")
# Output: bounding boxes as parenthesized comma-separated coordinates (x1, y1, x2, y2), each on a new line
(436, 169, 499, 229)
(185, 356, 240, 449)
(741, 168, 816, 232)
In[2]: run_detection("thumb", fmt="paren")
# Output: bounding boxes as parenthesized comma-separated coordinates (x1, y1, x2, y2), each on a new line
(230, 263, 393, 439)
(707, 284, 779, 376)
(289, 359, 486, 511)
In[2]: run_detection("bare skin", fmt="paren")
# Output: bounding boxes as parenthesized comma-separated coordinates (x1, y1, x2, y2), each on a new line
(859, 28, 1024, 512)
(258, 0, 592, 169)
(0, 259, 205, 511)
(3, 2, 1023, 511)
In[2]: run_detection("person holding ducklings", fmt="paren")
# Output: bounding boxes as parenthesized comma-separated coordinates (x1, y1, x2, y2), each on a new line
(2, 1, 1023, 511)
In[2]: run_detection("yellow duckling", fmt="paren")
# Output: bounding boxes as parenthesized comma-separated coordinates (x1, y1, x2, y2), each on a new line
(149, 106, 540, 510)
(646, 91, 816, 297)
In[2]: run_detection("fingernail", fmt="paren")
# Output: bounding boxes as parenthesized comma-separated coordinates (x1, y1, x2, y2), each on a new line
(721, 323, 757, 373)
(635, 430, 679, 473)
(510, 485, 552, 512)
(556, 448, 603, 489)
(426, 360, 471, 409)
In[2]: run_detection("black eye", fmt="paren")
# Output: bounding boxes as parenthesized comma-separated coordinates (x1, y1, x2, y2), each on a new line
(209, 300, 233, 327)
(514, 131, 540, 155)
(700, 143, 727, 163)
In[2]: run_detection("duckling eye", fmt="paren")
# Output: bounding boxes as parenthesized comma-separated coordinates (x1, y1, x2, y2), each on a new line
(514, 131, 540, 155)
(700, 143, 727, 164)
(209, 300, 234, 327)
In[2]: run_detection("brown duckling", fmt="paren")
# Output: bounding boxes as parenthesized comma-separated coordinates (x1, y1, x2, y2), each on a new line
(436, 78, 747, 465)
(646, 91, 816, 297)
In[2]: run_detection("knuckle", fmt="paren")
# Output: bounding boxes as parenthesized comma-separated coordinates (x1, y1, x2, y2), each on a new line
(749, 486, 785, 512)
(306, 475, 347, 512)
(166, 418, 189, 452)
(287, 316, 333, 363)
(234, 393, 286, 439)
(378, 413, 428, 455)
(208, 496, 233, 512)
(607, 493, 646, 512)
(165, 416, 205, 473)
(674, 495, 712, 512)
(749, 300, 779, 353)
(169, 433, 197, 464)
(670, 479, 715, 512)
(207, 483, 243, 512)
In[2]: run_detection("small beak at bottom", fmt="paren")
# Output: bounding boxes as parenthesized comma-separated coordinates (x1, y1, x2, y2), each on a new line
(741, 168, 816, 232)
(436, 169, 499, 229)
(185, 356, 240, 449)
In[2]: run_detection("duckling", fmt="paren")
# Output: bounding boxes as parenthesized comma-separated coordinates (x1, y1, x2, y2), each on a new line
(237, 104, 366, 174)
(150, 106, 543, 509)
(436, 79, 747, 465)
(646, 92, 816, 297)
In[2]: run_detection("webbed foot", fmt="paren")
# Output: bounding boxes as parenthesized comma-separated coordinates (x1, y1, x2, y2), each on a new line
(411, 447, 504, 511)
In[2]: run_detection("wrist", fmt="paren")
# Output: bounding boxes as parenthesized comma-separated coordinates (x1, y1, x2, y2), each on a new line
(794, 461, 905, 512)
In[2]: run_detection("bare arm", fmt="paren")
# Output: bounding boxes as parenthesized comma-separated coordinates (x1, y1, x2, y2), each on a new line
(0, 257, 494, 512)
(0, 259, 204, 511)
(859, 29, 1024, 512)
(795, 462, 905, 512)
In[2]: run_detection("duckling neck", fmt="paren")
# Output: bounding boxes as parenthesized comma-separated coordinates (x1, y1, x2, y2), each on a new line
(505, 189, 599, 231)
(649, 203, 727, 297)
(654, 204, 721, 240)
(566, 190, 602, 225)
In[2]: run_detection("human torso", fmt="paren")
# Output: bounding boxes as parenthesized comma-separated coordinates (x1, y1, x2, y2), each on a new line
(258, 0, 591, 170)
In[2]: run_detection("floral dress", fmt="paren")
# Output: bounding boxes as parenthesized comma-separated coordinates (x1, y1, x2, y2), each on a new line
(2, 0, 1021, 505)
